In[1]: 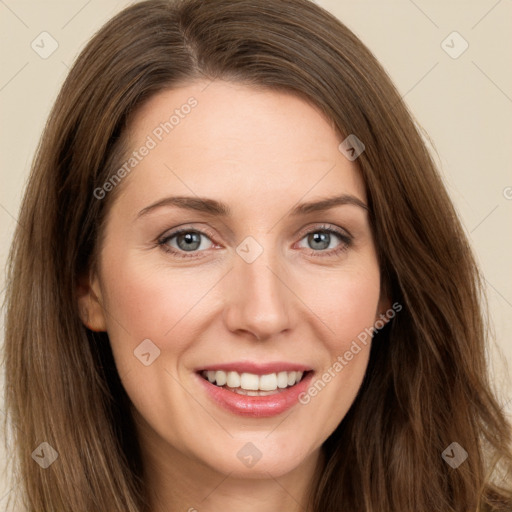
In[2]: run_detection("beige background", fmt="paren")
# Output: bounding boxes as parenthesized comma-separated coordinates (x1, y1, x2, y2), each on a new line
(1, 0, 511, 505)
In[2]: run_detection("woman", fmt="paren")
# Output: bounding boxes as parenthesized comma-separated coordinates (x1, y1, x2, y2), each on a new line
(3, 0, 512, 510)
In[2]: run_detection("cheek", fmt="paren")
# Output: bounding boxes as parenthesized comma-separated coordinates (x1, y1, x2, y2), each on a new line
(305, 263, 382, 347)
(98, 258, 218, 436)
(296, 265, 380, 428)
(98, 249, 228, 375)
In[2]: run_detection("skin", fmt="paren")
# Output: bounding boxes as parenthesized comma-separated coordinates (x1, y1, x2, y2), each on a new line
(78, 80, 390, 512)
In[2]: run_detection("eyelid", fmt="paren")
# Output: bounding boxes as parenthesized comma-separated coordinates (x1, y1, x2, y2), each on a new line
(295, 222, 352, 240)
(157, 223, 217, 244)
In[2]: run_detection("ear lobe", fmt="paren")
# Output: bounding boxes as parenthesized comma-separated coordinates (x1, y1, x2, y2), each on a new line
(77, 272, 107, 332)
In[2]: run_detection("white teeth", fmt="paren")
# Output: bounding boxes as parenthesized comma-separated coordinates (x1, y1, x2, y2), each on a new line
(215, 370, 227, 386)
(259, 373, 277, 391)
(226, 371, 240, 388)
(240, 372, 259, 390)
(201, 369, 306, 391)
(277, 371, 289, 389)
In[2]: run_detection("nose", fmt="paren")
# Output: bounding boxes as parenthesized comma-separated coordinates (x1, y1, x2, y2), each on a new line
(222, 241, 293, 341)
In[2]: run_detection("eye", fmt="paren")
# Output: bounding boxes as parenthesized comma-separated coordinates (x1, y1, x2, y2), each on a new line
(158, 228, 215, 259)
(296, 224, 352, 258)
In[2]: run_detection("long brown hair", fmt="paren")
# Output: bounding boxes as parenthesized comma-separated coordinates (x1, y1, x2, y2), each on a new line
(3, 0, 511, 510)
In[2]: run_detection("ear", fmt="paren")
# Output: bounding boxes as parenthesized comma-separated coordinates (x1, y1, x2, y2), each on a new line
(77, 270, 107, 332)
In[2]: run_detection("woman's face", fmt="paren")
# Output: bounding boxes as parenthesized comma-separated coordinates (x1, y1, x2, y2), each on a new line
(81, 80, 389, 480)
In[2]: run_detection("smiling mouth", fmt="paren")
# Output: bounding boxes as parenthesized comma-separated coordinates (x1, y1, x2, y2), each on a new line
(199, 369, 310, 396)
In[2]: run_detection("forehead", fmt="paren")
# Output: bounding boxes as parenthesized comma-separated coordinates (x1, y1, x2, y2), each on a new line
(115, 80, 366, 213)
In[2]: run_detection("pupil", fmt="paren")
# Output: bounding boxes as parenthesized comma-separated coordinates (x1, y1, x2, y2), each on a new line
(310, 232, 329, 250)
(179, 232, 201, 251)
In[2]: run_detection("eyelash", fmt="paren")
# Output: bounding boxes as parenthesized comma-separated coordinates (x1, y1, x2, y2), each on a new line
(157, 224, 352, 260)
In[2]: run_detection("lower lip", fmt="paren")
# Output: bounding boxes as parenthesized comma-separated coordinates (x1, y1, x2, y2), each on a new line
(196, 372, 314, 418)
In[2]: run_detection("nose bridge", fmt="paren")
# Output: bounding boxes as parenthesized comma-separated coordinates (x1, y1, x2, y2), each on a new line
(223, 234, 292, 339)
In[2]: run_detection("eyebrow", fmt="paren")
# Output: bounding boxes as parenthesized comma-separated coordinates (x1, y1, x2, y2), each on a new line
(137, 193, 368, 219)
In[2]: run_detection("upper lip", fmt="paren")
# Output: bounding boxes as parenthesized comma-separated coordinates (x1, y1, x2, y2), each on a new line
(197, 361, 313, 375)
